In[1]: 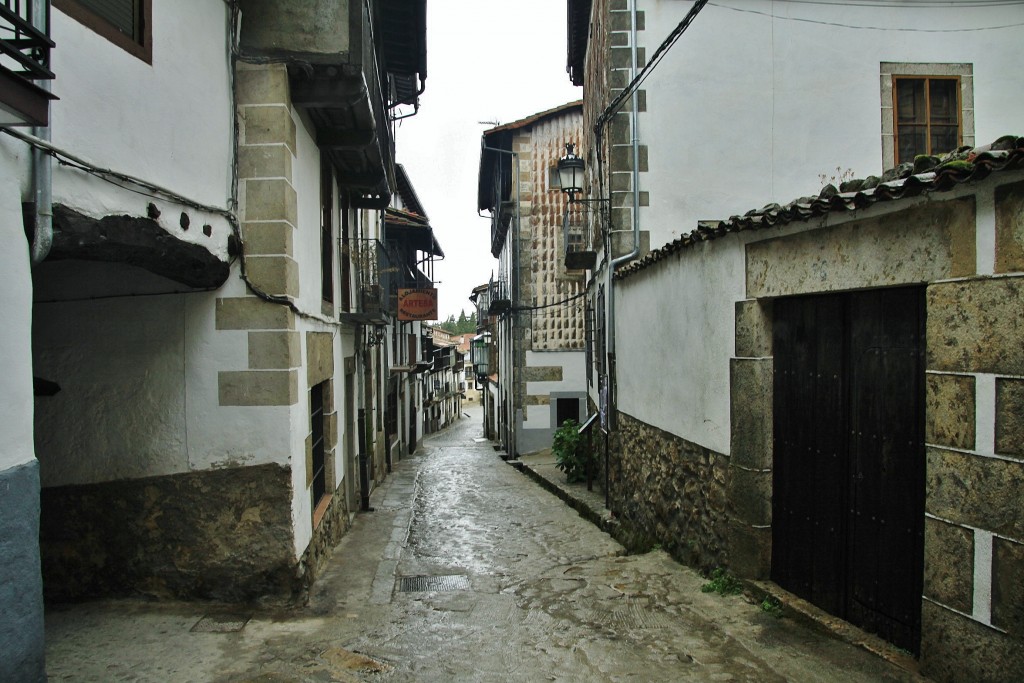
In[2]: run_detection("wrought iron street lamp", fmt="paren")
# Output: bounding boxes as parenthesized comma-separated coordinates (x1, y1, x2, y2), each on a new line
(557, 143, 585, 197)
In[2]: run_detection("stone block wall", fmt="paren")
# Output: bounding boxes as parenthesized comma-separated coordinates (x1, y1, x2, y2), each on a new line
(918, 179, 1024, 683)
(611, 412, 731, 569)
(40, 464, 299, 601)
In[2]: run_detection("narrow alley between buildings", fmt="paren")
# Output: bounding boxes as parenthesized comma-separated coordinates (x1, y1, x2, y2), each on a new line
(45, 407, 923, 682)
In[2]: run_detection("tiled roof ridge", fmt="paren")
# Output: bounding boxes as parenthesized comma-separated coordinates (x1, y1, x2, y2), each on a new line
(615, 135, 1024, 281)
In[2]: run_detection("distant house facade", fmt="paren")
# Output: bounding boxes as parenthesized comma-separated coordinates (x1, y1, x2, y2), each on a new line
(477, 102, 588, 456)
(565, 0, 1024, 680)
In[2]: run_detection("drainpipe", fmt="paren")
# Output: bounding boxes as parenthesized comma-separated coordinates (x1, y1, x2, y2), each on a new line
(29, 0, 52, 265)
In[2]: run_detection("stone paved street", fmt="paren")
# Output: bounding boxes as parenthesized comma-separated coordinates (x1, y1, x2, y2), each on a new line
(45, 407, 926, 682)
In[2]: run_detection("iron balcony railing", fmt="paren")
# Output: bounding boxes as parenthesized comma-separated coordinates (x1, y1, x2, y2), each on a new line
(563, 201, 598, 270)
(0, 0, 53, 80)
(350, 238, 433, 319)
(350, 238, 400, 319)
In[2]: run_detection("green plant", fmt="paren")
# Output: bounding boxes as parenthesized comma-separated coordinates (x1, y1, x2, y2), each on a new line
(760, 596, 783, 618)
(701, 568, 742, 596)
(552, 419, 587, 483)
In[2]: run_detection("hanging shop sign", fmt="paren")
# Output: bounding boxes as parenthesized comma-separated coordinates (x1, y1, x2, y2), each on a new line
(397, 288, 438, 321)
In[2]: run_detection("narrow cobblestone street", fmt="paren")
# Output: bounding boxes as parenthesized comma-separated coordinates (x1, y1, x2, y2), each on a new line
(45, 407, 924, 682)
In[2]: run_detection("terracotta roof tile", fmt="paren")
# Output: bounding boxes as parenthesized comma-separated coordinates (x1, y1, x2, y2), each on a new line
(616, 135, 1024, 280)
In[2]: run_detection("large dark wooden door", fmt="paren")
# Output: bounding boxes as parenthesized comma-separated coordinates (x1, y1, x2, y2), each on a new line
(772, 287, 925, 654)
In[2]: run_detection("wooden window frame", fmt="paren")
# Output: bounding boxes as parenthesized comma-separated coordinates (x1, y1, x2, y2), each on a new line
(879, 62, 973, 170)
(54, 0, 152, 64)
(310, 381, 329, 524)
(892, 75, 962, 165)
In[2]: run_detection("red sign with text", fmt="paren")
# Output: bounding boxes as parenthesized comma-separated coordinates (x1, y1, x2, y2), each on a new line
(397, 288, 438, 321)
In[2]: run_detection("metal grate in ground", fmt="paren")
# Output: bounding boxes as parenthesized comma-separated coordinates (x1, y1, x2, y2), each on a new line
(397, 575, 471, 592)
(190, 613, 250, 633)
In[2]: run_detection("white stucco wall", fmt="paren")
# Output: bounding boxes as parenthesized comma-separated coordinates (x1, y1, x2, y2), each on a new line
(636, 0, 1024, 249)
(614, 238, 747, 455)
(33, 270, 294, 488)
(50, 1, 233, 209)
(0, 158, 36, 472)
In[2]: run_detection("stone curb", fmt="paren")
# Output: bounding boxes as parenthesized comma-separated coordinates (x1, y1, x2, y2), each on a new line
(512, 459, 618, 536)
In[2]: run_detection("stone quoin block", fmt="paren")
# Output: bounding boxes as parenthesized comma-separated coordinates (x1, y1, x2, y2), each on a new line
(994, 179, 1024, 274)
(238, 144, 293, 182)
(727, 519, 771, 579)
(218, 369, 298, 406)
(244, 255, 299, 299)
(234, 65, 290, 107)
(525, 365, 563, 382)
(923, 516, 974, 614)
(927, 277, 1024, 375)
(734, 299, 773, 358)
(247, 331, 300, 370)
(728, 466, 771, 526)
(992, 536, 1024, 634)
(926, 447, 1024, 539)
(240, 221, 294, 257)
(920, 600, 1024, 683)
(925, 373, 976, 450)
(215, 297, 295, 331)
(729, 357, 772, 471)
(241, 104, 297, 154)
(244, 178, 298, 226)
(306, 332, 335, 385)
(995, 377, 1024, 458)
(747, 198, 976, 298)
(525, 394, 550, 406)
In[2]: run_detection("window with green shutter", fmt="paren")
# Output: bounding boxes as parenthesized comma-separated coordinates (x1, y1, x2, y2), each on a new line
(54, 0, 150, 62)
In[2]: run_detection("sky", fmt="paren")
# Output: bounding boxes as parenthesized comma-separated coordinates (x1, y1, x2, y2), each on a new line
(395, 1, 582, 322)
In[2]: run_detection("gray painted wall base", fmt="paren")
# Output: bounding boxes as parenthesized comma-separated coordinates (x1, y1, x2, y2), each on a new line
(0, 460, 46, 683)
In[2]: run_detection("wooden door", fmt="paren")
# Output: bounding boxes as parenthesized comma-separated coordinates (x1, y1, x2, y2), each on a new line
(772, 287, 925, 654)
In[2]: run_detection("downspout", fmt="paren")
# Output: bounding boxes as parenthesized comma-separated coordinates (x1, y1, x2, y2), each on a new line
(29, 0, 52, 265)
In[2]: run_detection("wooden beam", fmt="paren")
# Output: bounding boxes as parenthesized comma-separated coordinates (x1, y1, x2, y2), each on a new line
(49, 204, 230, 288)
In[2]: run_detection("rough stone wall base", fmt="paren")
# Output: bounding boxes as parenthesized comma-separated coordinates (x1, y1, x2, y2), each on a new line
(612, 412, 731, 570)
(298, 483, 353, 589)
(1, 461, 46, 683)
(40, 463, 299, 602)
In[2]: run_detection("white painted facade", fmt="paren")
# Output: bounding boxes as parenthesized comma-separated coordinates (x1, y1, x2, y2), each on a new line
(635, 1, 1023, 250)
(593, 0, 1024, 455)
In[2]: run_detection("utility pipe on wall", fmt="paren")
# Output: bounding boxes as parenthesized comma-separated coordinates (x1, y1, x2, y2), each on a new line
(29, 0, 52, 265)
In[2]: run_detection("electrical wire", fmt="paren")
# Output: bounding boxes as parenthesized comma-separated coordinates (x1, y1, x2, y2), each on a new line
(596, 0, 709, 132)
(709, 1, 1024, 31)
(511, 290, 587, 313)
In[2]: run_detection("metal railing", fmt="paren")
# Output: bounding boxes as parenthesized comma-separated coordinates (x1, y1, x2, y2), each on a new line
(0, 1, 53, 81)
(563, 201, 599, 270)
(350, 238, 400, 317)
(350, 238, 434, 318)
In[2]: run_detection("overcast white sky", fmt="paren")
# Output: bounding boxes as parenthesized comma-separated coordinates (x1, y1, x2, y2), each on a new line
(395, 1, 581, 322)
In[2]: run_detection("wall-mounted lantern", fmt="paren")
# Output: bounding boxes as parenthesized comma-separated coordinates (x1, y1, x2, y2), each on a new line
(471, 333, 492, 378)
(557, 143, 585, 197)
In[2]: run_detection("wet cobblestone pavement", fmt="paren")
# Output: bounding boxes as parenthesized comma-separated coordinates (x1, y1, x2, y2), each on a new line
(45, 407, 927, 681)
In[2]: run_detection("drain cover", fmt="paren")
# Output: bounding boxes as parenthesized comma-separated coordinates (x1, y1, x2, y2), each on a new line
(397, 575, 470, 592)
(191, 613, 250, 633)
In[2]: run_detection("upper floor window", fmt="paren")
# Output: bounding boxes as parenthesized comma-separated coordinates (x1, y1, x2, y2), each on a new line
(54, 0, 151, 63)
(880, 63, 973, 169)
(894, 76, 960, 165)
